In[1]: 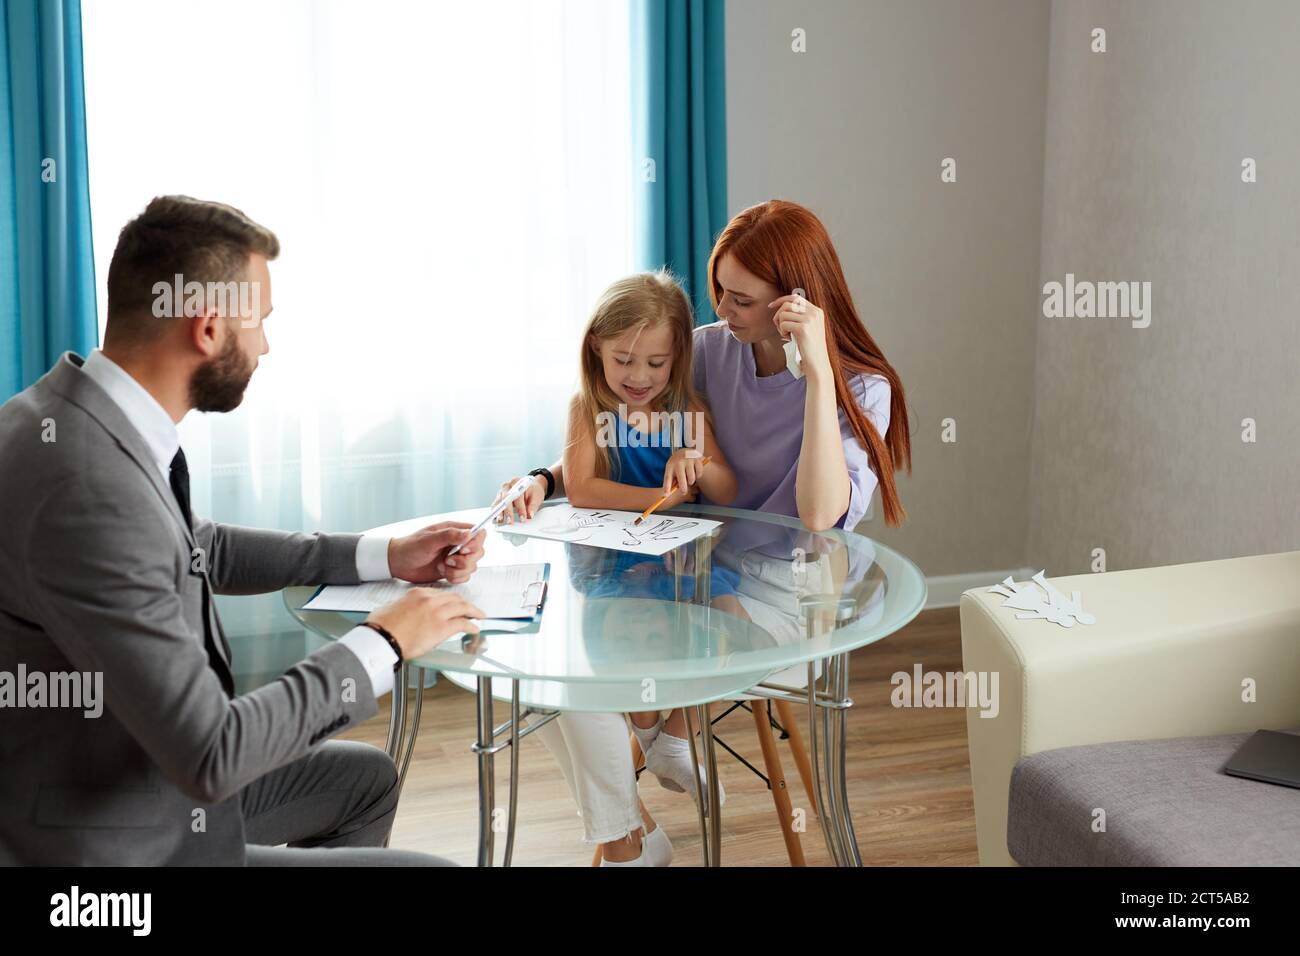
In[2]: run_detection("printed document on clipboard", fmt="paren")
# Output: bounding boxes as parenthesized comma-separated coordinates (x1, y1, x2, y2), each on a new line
(300, 563, 549, 621)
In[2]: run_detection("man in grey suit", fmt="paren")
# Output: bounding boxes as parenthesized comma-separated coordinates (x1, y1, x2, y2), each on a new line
(0, 196, 487, 865)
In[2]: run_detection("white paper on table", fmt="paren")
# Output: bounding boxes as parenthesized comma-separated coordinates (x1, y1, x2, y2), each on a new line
(492, 504, 721, 556)
(300, 563, 548, 618)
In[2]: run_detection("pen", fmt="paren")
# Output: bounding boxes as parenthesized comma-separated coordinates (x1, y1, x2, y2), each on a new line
(450, 476, 534, 555)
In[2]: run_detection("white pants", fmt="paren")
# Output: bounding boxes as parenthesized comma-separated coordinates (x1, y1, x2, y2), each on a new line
(534, 545, 863, 844)
(536, 711, 644, 844)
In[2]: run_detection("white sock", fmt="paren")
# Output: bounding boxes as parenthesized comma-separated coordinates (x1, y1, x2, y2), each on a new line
(647, 731, 725, 808)
(630, 716, 663, 758)
(648, 731, 706, 785)
(653, 731, 690, 756)
(642, 824, 673, 867)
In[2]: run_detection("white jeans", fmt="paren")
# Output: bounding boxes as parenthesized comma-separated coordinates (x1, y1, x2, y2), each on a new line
(537, 711, 644, 844)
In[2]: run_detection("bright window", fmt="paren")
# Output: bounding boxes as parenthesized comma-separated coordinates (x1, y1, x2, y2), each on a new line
(82, 0, 633, 666)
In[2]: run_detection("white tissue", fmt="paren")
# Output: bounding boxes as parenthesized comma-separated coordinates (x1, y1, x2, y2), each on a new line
(783, 339, 804, 379)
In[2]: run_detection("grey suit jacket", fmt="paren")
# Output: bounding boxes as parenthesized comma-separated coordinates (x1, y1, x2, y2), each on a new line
(0, 353, 379, 865)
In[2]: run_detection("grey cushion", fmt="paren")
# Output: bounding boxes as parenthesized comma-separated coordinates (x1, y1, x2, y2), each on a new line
(1007, 728, 1300, 866)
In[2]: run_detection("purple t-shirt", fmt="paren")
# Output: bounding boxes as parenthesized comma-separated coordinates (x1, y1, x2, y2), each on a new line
(692, 322, 891, 531)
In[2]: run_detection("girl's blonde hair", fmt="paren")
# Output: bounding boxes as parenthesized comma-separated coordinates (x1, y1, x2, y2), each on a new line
(574, 270, 697, 480)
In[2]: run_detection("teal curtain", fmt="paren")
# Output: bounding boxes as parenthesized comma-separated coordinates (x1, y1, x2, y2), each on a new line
(631, 0, 727, 326)
(0, 0, 97, 399)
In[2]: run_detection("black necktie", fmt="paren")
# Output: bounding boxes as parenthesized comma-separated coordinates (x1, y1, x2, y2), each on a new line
(168, 448, 194, 527)
(170, 449, 235, 697)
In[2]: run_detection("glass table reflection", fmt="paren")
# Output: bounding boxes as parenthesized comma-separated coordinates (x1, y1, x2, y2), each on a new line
(284, 501, 926, 867)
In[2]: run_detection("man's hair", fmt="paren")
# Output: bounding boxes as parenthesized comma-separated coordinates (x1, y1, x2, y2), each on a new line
(105, 195, 279, 340)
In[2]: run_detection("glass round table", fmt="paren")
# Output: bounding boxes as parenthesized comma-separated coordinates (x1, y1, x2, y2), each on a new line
(284, 501, 926, 867)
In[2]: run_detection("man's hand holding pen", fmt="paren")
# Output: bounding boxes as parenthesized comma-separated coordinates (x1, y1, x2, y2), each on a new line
(388, 521, 486, 584)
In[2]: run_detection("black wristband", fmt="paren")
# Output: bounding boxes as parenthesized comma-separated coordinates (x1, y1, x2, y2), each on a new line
(360, 621, 403, 671)
(528, 467, 555, 500)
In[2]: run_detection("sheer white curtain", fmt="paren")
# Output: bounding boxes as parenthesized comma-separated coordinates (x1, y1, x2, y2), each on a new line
(83, 0, 632, 680)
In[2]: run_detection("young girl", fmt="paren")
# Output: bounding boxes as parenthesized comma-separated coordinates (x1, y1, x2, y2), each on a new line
(536, 270, 738, 866)
(500, 198, 911, 865)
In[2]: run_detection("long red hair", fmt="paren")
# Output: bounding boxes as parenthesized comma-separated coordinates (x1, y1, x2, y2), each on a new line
(707, 200, 912, 527)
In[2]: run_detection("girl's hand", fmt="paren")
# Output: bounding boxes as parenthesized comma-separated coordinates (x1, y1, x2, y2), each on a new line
(769, 291, 832, 381)
(662, 448, 708, 497)
(492, 474, 546, 525)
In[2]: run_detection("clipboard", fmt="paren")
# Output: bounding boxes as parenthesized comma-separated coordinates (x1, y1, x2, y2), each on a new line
(514, 566, 550, 618)
(300, 563, 550, 620)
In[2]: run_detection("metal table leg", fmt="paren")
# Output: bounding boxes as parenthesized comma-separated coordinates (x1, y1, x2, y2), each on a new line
(381, 663, 412, 850)
(806, 652, 861, 867)
(699, 702, 723, 866)
(831, 653, 862, 866)
(820, 654, 848, 866)
(476, 676, 496, 867)
(684, 705, 711, 866)
(807, 660, 839, 863)
(504, 680, 521, 867)
(396, 667, 426, 794)
(682, 530, 721, 866)
(797, 595, 861, 867)
(385, 661, 409, 760)
(465, 678, 563, 867)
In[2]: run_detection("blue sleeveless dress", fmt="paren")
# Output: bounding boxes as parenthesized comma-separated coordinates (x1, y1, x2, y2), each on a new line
(578, 414, 738, 602)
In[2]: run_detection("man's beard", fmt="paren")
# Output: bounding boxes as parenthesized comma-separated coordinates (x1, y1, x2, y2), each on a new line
(189, 332, 256, 413)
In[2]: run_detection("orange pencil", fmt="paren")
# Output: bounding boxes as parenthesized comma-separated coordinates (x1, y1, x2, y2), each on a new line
(633, 456, 712, 526)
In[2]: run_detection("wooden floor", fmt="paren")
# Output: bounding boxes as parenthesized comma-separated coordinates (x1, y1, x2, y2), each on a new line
(338, 607, 978, 866)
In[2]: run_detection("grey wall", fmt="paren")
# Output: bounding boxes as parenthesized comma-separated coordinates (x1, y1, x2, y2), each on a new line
(725, 0, 1052, 578)
(1028, 0, 1300, 574)
(726, 0, 1298, 581)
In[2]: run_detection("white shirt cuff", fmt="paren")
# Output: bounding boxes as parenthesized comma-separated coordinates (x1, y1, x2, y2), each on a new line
(338, 626, 398, 699)
(355, 533, 394, 581)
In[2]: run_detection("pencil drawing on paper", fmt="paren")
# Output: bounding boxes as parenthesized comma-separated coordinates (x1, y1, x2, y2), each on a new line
(495, 504, 720, 556)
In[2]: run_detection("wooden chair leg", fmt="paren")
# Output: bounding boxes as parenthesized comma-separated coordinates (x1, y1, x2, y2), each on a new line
(775, 699, 817, 814)
(592, 732, 649, 866)
(751, 702, 806, 866)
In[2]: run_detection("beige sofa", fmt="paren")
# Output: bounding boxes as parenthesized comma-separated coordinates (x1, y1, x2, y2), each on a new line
(960, 550, 1300, 866)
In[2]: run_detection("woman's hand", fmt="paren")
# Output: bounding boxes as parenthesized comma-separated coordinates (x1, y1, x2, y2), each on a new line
(662, 448, 708, 497)
(769, 291, 832, 381)
(491, 474, 546, 525)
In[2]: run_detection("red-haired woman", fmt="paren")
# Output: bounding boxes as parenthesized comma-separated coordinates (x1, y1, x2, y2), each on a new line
(507, 198, 909, 530)
(495, 199, 911, 863)
(690, 198, 910, 531)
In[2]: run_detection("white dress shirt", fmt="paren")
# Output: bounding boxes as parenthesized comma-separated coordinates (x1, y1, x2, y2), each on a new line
(80, 350, 400, 696)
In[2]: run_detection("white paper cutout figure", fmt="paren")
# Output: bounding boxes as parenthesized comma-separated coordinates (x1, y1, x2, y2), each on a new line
(1031, 570, 1096, 625)
(987, 571, 1096, 628)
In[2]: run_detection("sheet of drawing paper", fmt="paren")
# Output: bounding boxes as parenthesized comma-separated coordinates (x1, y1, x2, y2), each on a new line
(492, 504, 721, 556)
